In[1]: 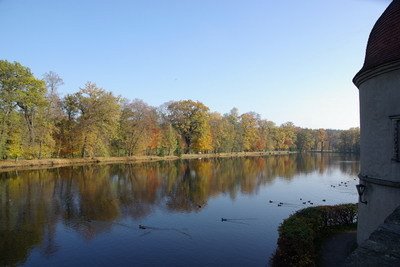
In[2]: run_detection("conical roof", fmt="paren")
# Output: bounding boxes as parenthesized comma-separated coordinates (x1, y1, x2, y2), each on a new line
(353, 0, 400, 87)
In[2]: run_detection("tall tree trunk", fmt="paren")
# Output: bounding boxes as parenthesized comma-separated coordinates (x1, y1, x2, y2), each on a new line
(39, 141, 42, 159)
(81, 135, 87, 157)
(184, 136, 191, 154)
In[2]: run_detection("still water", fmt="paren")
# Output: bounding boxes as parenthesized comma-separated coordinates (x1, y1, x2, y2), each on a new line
(0, 154, 359, 266)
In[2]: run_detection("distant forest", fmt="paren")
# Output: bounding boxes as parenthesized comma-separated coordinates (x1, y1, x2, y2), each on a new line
(0, 60, 360, 159)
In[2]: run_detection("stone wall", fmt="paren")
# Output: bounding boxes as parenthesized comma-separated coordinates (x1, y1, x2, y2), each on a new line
(345, 205, 400, 266)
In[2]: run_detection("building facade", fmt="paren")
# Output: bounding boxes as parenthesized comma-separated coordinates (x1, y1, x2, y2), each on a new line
(353, 0, 400, 243)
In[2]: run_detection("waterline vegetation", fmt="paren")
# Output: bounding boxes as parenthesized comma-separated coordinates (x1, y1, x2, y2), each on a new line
(271, 203, 357, 267)
(0, 151, 294, 171)
(0, 60, 360, 161)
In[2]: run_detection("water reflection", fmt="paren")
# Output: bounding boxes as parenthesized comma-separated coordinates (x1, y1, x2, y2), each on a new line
(0, 153, 358, 266)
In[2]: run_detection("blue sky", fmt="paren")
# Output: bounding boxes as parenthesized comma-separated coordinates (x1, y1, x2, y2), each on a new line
(0, 0, 390, 129)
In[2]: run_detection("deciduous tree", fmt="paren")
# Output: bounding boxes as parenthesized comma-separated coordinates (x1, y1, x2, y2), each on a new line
(166, 100, 212, 153)
(73, 82, 121, 157)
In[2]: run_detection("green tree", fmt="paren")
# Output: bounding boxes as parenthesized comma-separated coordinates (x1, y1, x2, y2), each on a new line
(0, 60, 20, 157)
(0, 60, 55, 159)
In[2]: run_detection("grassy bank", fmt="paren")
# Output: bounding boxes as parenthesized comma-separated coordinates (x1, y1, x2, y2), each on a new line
(0, 151, 296, 172)
(271, 203, 357, 267)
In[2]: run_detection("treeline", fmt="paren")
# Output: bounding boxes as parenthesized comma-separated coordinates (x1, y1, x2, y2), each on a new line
(0, 60, 360, 159)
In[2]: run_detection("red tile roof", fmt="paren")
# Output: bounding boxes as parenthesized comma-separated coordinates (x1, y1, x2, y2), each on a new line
(354, 0, 400, 85)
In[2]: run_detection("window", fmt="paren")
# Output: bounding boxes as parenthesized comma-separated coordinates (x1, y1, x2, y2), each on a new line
(390, 115, 400, 162)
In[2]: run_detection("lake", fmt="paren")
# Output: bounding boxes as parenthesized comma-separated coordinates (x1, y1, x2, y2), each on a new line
(0, 153, 359, 266)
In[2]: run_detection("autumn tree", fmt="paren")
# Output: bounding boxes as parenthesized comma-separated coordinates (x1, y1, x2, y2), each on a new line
(224, 108, 243, 152)
(119, 99, 159, 156)
(317, 128, 328, 152)
(43, 71, 64, 120)
(209, 112, 235, 153)
(258, 119, 276, 151)
(339, 127, 360, 153)
(191, 117, 213, 153)
(158, 123, 178, 156)
(326, 129, 340, 152)
(0, 61, 362, 159)
(274, 122, 297, 151)
(71, 82, 121, 157)
(56, 94, 80, 157)
(166, 100, 212, 153)
(296, 128, 314, 151)
(240, 112, 261, 151)
(43, 71, 65, 157)
(5, 112, 24, 159)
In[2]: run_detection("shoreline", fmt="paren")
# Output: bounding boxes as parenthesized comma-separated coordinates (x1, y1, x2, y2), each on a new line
(0, 151, 296, 172)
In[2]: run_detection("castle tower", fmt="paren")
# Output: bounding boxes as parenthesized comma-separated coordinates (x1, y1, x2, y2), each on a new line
(353, 0, 400, 243)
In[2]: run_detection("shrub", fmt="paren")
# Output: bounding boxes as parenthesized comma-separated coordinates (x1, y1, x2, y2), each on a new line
(271, 203, 357, 267)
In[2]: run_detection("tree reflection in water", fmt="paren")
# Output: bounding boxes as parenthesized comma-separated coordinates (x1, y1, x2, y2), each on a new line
(0, 153, 359, 266)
